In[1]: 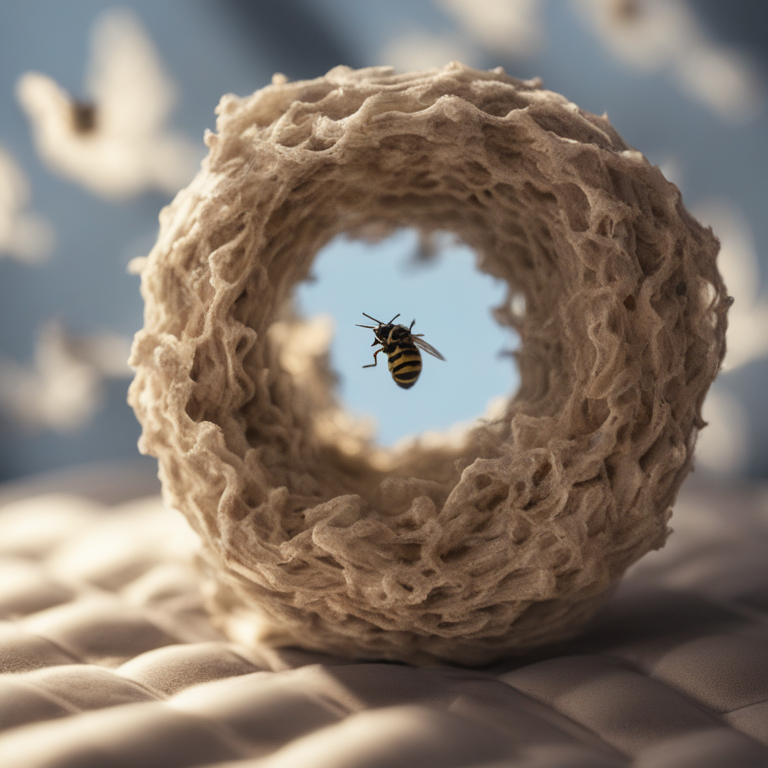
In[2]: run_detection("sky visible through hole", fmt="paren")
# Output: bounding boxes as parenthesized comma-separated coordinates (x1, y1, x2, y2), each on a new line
(295, 228, 519, 446)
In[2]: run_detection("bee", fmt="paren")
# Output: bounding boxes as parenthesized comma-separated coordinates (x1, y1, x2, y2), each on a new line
(356, 312, 445, 389)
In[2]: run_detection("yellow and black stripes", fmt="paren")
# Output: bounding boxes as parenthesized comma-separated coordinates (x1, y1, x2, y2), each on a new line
(386, 342, 422, 389)
(357, 312, 444, 390)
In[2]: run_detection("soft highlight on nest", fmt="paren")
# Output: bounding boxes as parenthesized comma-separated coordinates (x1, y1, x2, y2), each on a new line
(129, 63, 728, 665)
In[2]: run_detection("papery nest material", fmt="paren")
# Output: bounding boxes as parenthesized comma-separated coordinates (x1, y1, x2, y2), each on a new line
(129, 63, 728, 665)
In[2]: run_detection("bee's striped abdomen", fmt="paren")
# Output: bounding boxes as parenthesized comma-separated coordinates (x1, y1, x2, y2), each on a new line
(357, 313, 443, 390)
(387, 342, 422, 389)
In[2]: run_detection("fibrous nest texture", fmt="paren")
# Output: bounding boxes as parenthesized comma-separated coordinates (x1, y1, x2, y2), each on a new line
(129, 63, 728, 666)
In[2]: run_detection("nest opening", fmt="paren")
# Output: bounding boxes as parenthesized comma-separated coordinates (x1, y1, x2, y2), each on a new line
(225, 174, 531, 502)
(292, 226, 518, 451)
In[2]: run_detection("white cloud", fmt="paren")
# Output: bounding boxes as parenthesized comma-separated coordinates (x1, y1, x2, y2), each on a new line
(16, 8, 200, 199)
(0, 322, 132, 432)
(378, 32, 477, 72)
(693, 200, 768, 372)
(574, 0, 764, 122)
(0, 145, 54, 264)
(437, 0, 544, 58)
(696, 389, 749, 475)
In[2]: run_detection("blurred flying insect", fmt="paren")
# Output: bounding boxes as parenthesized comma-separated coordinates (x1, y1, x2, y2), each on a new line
(356, 312, 445, 389)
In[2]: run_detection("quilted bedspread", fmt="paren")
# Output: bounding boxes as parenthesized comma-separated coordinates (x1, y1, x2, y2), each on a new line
(0, 469, 767, 767)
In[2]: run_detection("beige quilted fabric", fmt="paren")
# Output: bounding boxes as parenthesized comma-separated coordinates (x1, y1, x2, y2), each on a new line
(0, 475, 767, 767)
(128, 63, 728, 664)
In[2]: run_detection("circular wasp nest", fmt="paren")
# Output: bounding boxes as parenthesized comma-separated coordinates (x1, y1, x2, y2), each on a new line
(129, 63, 728, 665)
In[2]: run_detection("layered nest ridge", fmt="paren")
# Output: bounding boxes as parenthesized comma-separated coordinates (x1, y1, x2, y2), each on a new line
(129, 63, 728, 665)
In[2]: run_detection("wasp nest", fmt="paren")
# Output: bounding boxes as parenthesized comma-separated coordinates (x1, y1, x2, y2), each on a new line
(129, 63, 727, 665)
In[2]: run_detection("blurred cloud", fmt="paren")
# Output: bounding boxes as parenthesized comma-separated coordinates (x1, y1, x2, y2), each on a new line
(696, 389, 750, 476)
(437, 0, 544, 58)
(574, 0, 765, 122)
(384, 0, 764, 122)
(0, 145, 54, 264)
(693, 200, 768, 372)
(0, 322, 132, 432)
(693, 199, 767, 477)
(379, 0, 544, 72)
(16, 7, 200, 199)
(378, 32, 475, 72)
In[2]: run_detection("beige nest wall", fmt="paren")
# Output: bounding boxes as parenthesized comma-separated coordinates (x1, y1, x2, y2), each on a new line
(129, 63, 728, 665)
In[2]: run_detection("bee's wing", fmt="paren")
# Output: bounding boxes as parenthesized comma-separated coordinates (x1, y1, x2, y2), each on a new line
(413, 337, 445, 360)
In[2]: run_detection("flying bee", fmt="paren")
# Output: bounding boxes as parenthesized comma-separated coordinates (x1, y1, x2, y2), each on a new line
(356, 312, 445, 389)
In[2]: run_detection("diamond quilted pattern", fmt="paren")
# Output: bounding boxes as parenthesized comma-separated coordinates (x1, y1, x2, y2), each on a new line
(21, 597, 182, 666)
(20, 665, 157, 710)
(0, 560, 76, 619)
(0, 476, 766, 767)
(239, 705, 516, 768)
(503, 655, 722, 754)
(0, 623, 78, 673)
(0, 676, 74, 730)
(725, 701, 768, 745)
(118, 643, 263, 696)
(633, 727, 768, 768)
(0, 703, 247, 768)
(172, 672, 347, 753)
(651, 630, 768, 713)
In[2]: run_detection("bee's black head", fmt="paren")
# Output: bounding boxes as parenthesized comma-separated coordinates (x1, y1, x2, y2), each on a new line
(358, 313, 408, 345)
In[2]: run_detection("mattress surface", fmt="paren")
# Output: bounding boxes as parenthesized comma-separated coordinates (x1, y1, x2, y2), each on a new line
(0, 473, 767, 767)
